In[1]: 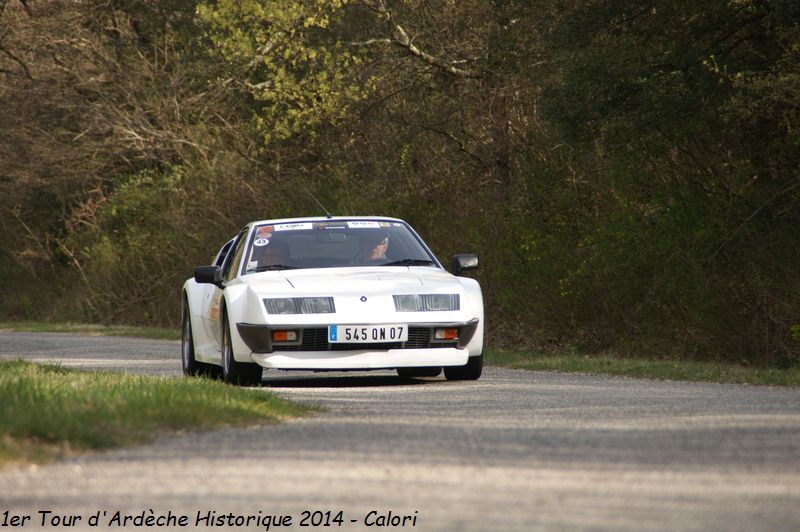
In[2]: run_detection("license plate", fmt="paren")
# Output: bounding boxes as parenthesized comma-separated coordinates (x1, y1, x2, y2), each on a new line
(328, 324, 408, 343)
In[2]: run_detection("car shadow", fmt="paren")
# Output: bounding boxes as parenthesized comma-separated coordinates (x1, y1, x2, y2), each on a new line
(259, 373, 439, 388)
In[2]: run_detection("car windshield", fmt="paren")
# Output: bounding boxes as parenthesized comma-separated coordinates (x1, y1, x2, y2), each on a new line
(242, 220, 437, 273)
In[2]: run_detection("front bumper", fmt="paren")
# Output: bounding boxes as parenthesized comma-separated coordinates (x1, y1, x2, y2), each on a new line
(250, 347, 469, 370)
(239, 319, 480, 369)
(237, 319, 479, 354)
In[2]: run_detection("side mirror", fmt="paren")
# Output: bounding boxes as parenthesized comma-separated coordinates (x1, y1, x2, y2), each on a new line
(194, 266, 223, 286)
(452, 254, 479, 275)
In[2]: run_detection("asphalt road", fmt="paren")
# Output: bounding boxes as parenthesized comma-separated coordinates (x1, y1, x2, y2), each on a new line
(1, 332, 800, 531)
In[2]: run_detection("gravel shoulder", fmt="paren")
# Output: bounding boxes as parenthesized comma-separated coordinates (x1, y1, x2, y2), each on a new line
(1, 332, 800, 531)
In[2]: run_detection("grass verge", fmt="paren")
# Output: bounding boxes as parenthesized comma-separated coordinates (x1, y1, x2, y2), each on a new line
(0, 360, 315, 467)
(486, 348, 800, 386)
(0, 321, 180, 340)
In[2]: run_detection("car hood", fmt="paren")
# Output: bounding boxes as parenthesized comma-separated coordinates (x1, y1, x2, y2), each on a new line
(234, 266, 478, 324)
(244, 267, 465, 296)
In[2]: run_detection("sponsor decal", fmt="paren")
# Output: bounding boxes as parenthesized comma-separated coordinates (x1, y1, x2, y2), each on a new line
(314, 222, 348, 230)
(347, 221, 381, 228)
(254, 238, 270, 247)
(274, 222, 313, 231)
(256, 226, 273, 238)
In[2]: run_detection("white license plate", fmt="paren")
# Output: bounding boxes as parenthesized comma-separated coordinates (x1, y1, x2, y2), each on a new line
(328, 324, 408, 343)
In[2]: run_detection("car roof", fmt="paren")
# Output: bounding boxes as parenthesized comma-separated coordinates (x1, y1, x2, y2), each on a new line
(247, 216, 405, 227)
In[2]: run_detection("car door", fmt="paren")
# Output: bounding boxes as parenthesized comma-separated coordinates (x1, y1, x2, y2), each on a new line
(196, 238, 234, 354)
(206, 228, 250, 351)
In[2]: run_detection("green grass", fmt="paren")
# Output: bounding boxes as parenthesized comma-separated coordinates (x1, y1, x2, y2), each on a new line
(0, 360, 315, 467)
(486, 348, 800, 386)
(0, 321, 180, 340)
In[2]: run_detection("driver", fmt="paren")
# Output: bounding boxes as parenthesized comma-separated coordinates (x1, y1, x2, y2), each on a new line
(358, 231, 389, 263)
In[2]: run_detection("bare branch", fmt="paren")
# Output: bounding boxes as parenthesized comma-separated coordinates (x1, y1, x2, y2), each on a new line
(359, 0, 481, 79)
(388, 112, 489, 167)
(10, 207, 52, 267)
(0, 43, 32, 79)
(345, 38, 392, 47)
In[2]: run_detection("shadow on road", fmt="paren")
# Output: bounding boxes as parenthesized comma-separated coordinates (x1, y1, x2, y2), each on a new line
(260, 374, 439, 388)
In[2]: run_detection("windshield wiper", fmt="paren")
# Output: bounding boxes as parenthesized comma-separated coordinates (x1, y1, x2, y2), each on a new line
(381, 259, 435, 267)
(252, 264, 300, 272)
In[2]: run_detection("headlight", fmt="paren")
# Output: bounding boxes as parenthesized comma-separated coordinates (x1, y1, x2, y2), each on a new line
(298, 297, 335, 314)
(264, 297, 335, 314)
(265, 298, 296, 314)
(393, 294, 460, 312)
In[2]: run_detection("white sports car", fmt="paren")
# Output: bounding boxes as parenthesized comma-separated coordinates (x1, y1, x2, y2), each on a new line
(181, 216, 483, 385)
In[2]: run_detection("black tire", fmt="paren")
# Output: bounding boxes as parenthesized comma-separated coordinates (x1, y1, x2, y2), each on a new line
(444, 354, 483, 381)
(181, 301, 204, 376)
(397, 366, 442, 378)
(182, 299, 222, 379)
(221, 314, 263, 386)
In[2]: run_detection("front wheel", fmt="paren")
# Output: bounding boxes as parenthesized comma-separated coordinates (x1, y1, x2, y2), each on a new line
(444, 354, 482, 381)
(182, 301, 222, 379)
(181, 302, 203, 376)
(221, 315, 263, 386)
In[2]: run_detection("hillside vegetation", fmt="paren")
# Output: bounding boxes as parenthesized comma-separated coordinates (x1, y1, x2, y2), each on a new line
(1, 1, 798, 366)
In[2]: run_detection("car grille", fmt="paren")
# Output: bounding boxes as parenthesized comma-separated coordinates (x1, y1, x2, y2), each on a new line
(273, 327, 457, 352)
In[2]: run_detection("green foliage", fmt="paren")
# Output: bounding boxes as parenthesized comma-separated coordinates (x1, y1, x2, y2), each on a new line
(197, 0, 370, 142)
(1, 0, 799, 367)
(534, 0, 800, 364)
(62, 166, 192, 323)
